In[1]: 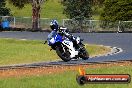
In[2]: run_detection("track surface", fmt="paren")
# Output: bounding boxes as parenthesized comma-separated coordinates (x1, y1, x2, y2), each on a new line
(0, 32, 132, 67)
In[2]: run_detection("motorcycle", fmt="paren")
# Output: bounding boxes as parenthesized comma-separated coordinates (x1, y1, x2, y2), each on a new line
(44, 27, 89, 62)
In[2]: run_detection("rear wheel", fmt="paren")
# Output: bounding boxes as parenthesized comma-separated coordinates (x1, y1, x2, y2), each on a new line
(56, 45, 71, 62)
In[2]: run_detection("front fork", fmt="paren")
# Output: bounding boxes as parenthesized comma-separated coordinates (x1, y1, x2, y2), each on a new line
(78, 43, 86, 55)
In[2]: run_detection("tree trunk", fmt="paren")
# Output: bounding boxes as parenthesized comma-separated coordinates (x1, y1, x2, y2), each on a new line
(32, 2, 40, 31)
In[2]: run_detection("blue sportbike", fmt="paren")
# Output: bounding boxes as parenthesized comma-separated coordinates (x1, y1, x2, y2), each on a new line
(45, 27, 89, 62)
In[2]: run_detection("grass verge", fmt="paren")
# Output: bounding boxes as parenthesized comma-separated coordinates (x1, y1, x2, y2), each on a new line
(0, 61, 131, 88)
(0, 38, 110, 65)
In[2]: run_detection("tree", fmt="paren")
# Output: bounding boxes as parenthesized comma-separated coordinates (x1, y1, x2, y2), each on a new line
(9, 0, 45, 30)
(63, 0, 92, 20)
(62, 0, 92, 31)
(92, 0, 105, 5)
(0, 0, 10, 16)
(100, 0, 132, 21)
(32, 0, 44, 30)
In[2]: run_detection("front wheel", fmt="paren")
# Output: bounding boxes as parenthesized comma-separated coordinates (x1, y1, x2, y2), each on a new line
(56, 46, 71, 62)
(79, 47, 89, 60)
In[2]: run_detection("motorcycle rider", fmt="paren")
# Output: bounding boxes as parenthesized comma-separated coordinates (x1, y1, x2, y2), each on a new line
(49, 20, 75, 42)
(47, 20, 82, 50)
(46, 20, 59, 45)
(50, 20, 59, 31)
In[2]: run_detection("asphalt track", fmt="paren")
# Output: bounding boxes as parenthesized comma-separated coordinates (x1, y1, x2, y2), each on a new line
(0, 31, 132, 68)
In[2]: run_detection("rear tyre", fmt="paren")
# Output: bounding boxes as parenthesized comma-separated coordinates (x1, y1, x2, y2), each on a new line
(56, 46, 71, 62)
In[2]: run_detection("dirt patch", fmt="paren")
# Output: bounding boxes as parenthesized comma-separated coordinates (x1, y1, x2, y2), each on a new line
(0, 61, 132, 78)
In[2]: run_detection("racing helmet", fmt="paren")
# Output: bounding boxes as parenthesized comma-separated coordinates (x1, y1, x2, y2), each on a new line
(50, 20, 59, 31)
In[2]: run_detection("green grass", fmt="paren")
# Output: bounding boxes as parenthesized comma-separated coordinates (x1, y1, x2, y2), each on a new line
(0, 38, 57, 65)
(0, 66, 131, 88)
(0, 38, 110, 66)
(6, 0, 67, 20)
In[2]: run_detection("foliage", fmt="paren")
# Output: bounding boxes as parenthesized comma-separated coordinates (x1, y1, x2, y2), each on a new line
(100, 0, 132, 21)
(62, 0, 92, 30)
(92, 0, 105, 5)
(63, 0, 92, 20)
(8, 0, 29, 8)
(0, 0, 10, 16)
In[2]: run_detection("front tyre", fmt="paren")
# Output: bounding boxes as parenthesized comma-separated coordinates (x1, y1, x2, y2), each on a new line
(56, 46, 71, 62)
(80, 47, 89, 60)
